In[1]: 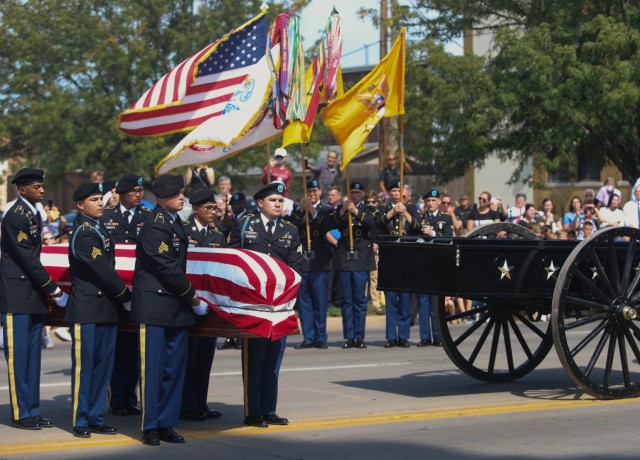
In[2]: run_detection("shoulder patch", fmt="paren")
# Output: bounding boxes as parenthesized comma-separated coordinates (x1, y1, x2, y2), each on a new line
(91, 247, 102, 259)
(13, 205, 25, 215)
(104, 205, 116, 211)
(154, 212, 165, 223)
(282, 220, 296, 228)
(141, 206, 151, 212)
(17, 230, 28, 243)
(183, 219, 191, 225)
(81, 222, 93, 231)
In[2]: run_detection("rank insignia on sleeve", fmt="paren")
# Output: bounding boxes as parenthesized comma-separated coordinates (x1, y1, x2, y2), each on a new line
(91, 247, 103, 259)
(17, 230, 28, 243)
(158, 241, 169, 253)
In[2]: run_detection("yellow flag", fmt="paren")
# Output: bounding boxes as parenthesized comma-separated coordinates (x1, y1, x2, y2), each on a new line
(282, 59, 318, 148)
(321, 29, 405, 170)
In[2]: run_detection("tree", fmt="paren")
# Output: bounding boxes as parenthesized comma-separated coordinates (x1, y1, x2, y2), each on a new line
(403, 1, 640, 185)
(0, 0, 309, 180)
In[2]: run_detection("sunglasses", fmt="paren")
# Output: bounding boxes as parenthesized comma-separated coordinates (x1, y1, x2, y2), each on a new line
(366, 200, 377, 204)
(442, 201, 452, 205)
(479, 197, 488, 202)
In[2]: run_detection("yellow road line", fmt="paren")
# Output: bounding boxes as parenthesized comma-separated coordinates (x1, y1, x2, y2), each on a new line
(2, 398, 638, 455)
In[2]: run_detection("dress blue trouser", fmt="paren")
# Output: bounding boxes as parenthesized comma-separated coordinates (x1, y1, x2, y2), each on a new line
(139, 324, 188, 430)
(71, 323, 117, 428)
(109, 331, 139, 410)
(2, 313, 43, 421)
(181, 336, 217, 413)
(385, 291, 412, 341)
(418, 295, 439, 341)
(338, 271, 369, 340)
(242, 336, 286, 417)
(298, 271, 329, 343)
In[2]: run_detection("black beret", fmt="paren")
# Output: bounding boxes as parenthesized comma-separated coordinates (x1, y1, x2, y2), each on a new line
(254, 183, 286, 200)
(73, 182, 104, 201)
(12, 168, 45, 185)
(103, 179, 118, 191)
(307, 178, 320, 190)
(189, 187, 216, 206)
(116, 174, 144, 193)
(423, 188, 440, 199)
(350, 182, 364, 191)
(230, 192, 246, 203)
(385, 179, 401, 190)
(153, 174, 185, 198)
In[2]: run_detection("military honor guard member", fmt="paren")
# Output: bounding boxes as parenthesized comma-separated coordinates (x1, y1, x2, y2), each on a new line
(376, 179, 420, 348)
(289, 179, 337, 349)
(102, 174, 150, 417)
(0, 168, 68, 430)
(180, 188, 225, 421)
(416, 189, 453, 347)
(131, 174, 208, 445)
(65, 183, 132, 438)
(334, 182, 376, 349)
(229, 182, 303, 428)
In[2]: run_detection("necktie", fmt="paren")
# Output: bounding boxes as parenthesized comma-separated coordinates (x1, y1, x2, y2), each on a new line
(201, 228, 207, 237)
(123, 210, 131, 223)
(267, 220, 275, 234)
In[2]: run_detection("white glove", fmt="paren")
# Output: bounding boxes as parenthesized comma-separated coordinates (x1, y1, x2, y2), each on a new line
(54, 292, 69, 308)
(192, 300, 208, 316)
(122, 301, 132, 312)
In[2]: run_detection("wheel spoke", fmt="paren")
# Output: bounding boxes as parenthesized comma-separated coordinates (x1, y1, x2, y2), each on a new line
(588, 247, 616, 300)
(468, 316, 496, 366)
(564, 312, 607, 331)
(626, 269, 640, 300)
(603, 328, 618, 389)
(607, 237, 621, 295)
(487, 318, 502, 374)
(621, 238, 636, 294)
(623, 327, 640, 368)
(572, 267, 612, 305)
(618, 330, 631, 388)
(569, 318, 608, 358)
(508, 316, 534, 359)
(502, 318, 515, 372)
(513, 311, 547, 340)
(583, 328, 610, 379)
(564, 295, 608, 312)
(453, 311, 490, 347)
(446, 304, 489, 322)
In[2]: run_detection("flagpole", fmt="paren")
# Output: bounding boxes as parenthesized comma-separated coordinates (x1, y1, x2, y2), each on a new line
(398, 114, 405, 235)
(345, 164, 354, 254)
(300, 144, 312, 253)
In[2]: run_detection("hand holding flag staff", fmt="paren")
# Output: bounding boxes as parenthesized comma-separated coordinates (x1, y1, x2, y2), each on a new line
(321, 28, 406, 254)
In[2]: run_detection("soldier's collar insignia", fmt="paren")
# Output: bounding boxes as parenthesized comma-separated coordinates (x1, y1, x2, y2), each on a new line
(91, 247, 102, 259)
(158, 241, 169, 253)
(17, 230, 28, 243)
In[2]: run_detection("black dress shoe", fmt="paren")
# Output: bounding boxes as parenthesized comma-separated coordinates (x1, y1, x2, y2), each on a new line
(181, 411, 206, 421)
(244, 415, 268, 428)
(73, 426, 91, 438)
(384, 340, 396, 348)
(264, 414, 289, 425)
(416, 339, 431, 347)
(89, 424, 118, 434)
(233, 340, 243, 349)
(11, 417, 41, 430)
(203, 408, 222, 418)
(355, 339, 367, 349)
(315, 341, 328, 349)
(341, 339, 355, 349)
(294, 341, 315, 349)
(142, 429, 160, 446)
(158, 427, 185, 443)
(34, 415, 53, 428)
(397, 339, 410, 348)
(125, 405, 141, 416)
(432, 340, 442, 347)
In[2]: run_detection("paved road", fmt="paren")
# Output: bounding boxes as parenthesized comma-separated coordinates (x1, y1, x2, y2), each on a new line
(0, 316, 638, 459)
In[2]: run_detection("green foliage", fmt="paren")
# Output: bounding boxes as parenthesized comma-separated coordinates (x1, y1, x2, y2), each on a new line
(0, 0, 309, 180)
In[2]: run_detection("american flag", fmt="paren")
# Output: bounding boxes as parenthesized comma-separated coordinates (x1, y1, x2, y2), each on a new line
(41, 244, 301, 341)
(118, 13, 268, 137)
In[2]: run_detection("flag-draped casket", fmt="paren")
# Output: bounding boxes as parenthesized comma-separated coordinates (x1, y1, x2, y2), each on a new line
(42, 244, 300, 340)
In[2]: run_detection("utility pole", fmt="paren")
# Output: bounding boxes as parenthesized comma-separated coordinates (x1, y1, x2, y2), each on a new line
(378, 0, 389, 175)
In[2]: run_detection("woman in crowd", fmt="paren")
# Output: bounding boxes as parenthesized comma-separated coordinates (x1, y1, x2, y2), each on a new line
(563, 196, 582, 232)
(540, 198, 562, 234)
(465, 191, 500, 232)
(518, 204, 543, 230)
(599, 192, 626, 228)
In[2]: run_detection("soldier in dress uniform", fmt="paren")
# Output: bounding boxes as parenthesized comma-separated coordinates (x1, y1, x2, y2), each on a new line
(229, 182, 303, 428)
(416, 189, 453, 347)
(131, 174, 208, 446)
(1, 168, 68, 430)
(376, 179, 420, 348)
(65, 183, 132, 438)
(289, 179, 337, 349)
(102, 174, 149, 417)
(334, 182, 376, 349)
(180, 188, 225, 421)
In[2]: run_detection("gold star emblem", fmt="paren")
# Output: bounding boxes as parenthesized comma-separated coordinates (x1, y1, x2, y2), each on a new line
(590, 266, 598, 280)
(158, 241, 169, 254)
(545, 260, 559, 280)
(17, 231, 28, 243)
(498, 259, 514, 280)
(91, 247, 102, 259)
